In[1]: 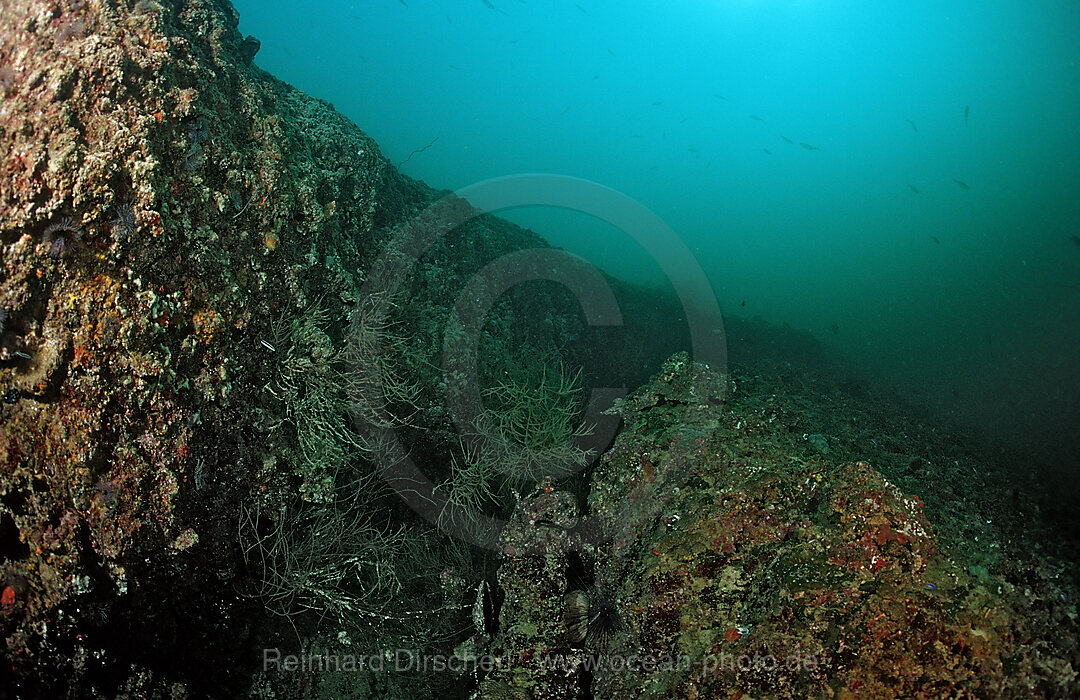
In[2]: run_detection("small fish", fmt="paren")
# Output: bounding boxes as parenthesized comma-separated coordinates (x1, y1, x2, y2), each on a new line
(399, 0, 408, 7)
(608, 48, 616, 57)
(964, 104, 969, 126)
(763, 148, 772, 155)
(780, 135, 793, 144)
(679, 116, 689, 123)
(575, 2, 587, 12)
(749, 114, 764, 121)
(905, 119, 918, 132)
(908, 184, 920, 194)
(651, 100, 663, 106)
(1069, 235, 1080, 247)
(926, 583, 937, 590)
(932, 236, 940, 245)
(740, 300, 746, 307)
(799, 142, 820, 150)
(953, 179, 970, 190)
(713, 94, 727, 100)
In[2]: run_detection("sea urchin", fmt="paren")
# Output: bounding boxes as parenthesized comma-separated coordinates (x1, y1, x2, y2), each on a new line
(563, 586, 622, 648)
(41, 217, 84, 258)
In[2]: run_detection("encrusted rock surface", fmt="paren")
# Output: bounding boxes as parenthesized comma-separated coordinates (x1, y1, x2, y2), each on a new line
(482, 353, 1079, 699)
(0, 0, 403, 693)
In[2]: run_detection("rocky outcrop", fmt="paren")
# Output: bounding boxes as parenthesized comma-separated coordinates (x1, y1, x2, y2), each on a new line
(482, 353, 1079, 698)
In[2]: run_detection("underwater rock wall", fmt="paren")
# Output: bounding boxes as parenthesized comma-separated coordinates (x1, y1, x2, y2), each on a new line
(0, 0, 403, 692)
(0, 0, 625, 694)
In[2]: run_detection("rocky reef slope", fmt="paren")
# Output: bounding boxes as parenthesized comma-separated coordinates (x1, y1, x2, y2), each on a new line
(1, 1, 1076, 698)
(482, 353, 1079, 699)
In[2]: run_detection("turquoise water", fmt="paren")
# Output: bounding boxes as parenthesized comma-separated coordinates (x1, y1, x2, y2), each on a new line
(232, 0, 1080, 466)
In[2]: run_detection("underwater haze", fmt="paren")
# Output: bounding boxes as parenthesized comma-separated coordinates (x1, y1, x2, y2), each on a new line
(232, 0, 1080, 468)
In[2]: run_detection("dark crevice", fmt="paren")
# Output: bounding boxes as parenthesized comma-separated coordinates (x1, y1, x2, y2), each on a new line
(565, 550, 593, 592)
(0, 509, 28, 563)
